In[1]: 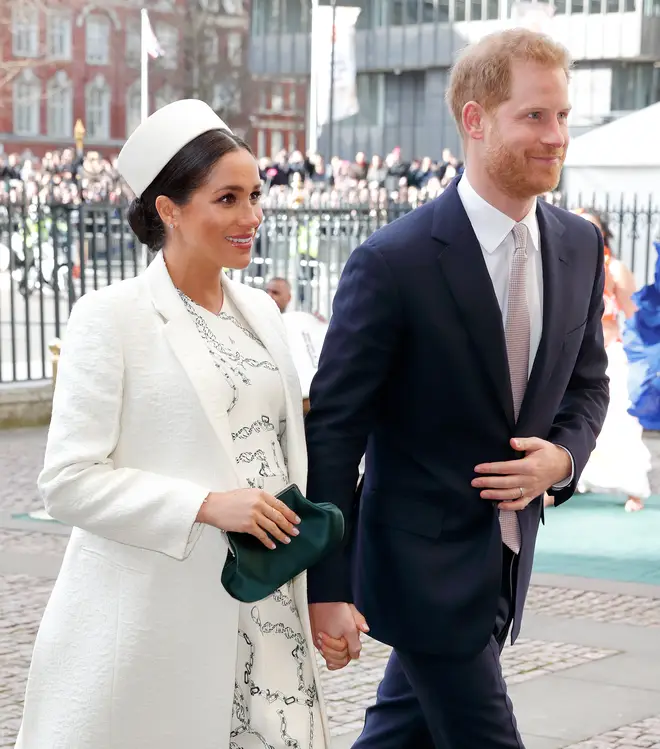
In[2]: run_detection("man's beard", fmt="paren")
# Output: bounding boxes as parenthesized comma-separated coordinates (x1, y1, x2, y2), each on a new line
(484, 137, 565, 200)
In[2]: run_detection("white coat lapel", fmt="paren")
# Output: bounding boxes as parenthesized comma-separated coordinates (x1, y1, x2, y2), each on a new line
(144, 252, 240, 483)
(222, 276, 308, 490)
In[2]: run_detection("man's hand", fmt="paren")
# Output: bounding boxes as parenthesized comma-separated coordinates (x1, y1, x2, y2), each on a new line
(310, 602, 369, 669)
(472, 437, 572, 512)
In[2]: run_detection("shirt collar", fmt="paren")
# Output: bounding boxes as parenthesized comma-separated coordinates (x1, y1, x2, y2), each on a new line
(457, 173, 540, 255)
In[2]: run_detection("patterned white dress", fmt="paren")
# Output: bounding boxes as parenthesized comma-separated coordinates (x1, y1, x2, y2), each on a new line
(178, 290, 324, 749)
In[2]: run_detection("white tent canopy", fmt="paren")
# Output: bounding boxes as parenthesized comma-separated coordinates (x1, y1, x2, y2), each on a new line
(562, 104, 660, 285)
(564, 102, 660, 169)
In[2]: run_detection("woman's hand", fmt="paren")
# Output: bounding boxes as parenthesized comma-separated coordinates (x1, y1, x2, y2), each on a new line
(314, 604, 370, 671)
(197, 489, 301, 549)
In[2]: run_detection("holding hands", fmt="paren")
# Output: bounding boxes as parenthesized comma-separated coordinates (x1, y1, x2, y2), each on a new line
(310, 603, 370, 671)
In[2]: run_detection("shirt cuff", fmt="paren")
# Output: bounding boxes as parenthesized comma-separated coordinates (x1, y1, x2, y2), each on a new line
(551, 445, 574, 490)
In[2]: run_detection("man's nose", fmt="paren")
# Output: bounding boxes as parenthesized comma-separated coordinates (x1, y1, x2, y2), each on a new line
(542, 119, 567, 149)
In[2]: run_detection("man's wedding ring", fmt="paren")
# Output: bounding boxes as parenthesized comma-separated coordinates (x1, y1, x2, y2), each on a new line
(518, 487, 524, 499)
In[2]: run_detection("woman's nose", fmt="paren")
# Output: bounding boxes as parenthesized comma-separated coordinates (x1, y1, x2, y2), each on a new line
(241, 205, 262, 230)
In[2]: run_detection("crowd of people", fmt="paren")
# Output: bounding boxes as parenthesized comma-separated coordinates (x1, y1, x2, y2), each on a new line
(257, 146, 465, 207)
(0, 145, 465, 208)
(0, 149, 126, 205)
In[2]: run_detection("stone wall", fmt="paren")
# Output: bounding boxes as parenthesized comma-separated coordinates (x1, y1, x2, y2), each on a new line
(0, 382, 52, 429)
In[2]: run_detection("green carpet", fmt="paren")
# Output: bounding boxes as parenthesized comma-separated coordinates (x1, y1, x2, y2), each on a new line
(534, 493, 660, 586)
(10, 510, 60, 524)
(8, 495, 660, 586)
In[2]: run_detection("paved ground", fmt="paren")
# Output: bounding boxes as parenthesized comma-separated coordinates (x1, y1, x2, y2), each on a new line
(2, 426, 660, 748)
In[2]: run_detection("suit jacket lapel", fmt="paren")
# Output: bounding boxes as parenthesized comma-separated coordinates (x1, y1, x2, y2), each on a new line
(144, 252, 240, 481)
(433, 185, 515, 427)
(519, 202, 568, 425)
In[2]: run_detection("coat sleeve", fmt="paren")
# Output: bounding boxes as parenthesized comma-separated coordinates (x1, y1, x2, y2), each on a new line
(305, 241, 402, 603)
(38, 290, 210, 560)
(548, 223, 610, 505)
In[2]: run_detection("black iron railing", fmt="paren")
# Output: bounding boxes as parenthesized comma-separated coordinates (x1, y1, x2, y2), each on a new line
(1, 192, 658, 383)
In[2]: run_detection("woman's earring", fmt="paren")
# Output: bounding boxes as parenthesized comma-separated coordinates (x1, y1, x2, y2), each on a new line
(169, 223, 174, 229)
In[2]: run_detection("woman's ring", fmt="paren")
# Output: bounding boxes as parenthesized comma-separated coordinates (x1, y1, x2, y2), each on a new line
(519, 487, 524, 499)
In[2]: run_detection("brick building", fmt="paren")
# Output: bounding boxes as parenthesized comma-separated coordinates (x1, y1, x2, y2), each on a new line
(249, 77, 308, 157)
(0, 0, 252, 159)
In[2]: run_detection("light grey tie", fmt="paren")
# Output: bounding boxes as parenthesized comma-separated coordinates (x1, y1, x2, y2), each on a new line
(500, 223, 529, 554)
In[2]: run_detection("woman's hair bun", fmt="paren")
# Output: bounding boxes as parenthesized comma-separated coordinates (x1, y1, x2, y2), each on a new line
(127, 197, 165, 250)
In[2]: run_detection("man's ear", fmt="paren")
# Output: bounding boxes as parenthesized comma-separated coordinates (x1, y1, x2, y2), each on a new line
(462, 101, 485, 141)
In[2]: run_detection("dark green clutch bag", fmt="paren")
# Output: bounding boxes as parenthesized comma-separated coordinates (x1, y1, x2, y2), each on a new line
(221, 483, 345, 603)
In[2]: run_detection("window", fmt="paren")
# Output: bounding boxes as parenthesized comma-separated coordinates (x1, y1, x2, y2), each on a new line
(588, 0, 602, 11)
(343, 72, 385, 127)
(222, 0, 244, 12)
(454, 0, 467, 20)
(405, 0, 421, 22)
(252, 0, 267, 35)
(287, 130, 297, 152)
(86, 15, 110, 65)
(389, 0, 423, 24)
(471, 0, 484, 19)
(47, 71, 73, 137)
(126, 81, 141, 136)
(155, 24, 178, 69)
(259, 86, 268, 111)
(271, 83, 284, 112)
(12, 3, 39, 58)
(605, 0, 619, 11)
(204, 30, 219, 64)
(421, 1, 437, 21)
(487, 0, 500, 19)
(283, 0, 303, 32)
(385, 71, 425, 127)
(13, 71, 41, 135)
(391, 1, 404, 24)
(288, 85, 297, 111)
(227, 32, 242, 67)
(624, 0, 635, 10)
(438, 0, 450, 20)
(611, 62, 659, 111)
(85, 75, 111, 139)
(126, 23, 141, 66)
(213, 81, 241, 114)
(571, 0, 585, 11)
(257, 130, 266, 158)
(554, 0, 567, 13)
(644, 0, 660, 13)
(47, 11, 72, 59)
(271, 130, 284, 157)
(155, 84, 179, 111)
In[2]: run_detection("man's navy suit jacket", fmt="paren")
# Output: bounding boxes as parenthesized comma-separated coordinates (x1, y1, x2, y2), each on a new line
(305, 179, 609, 658)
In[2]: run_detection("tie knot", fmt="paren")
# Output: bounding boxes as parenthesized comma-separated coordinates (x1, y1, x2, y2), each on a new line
(512, 223, 528, 253)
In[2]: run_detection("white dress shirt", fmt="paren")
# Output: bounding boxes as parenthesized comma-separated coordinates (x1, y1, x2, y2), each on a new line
(457, 174, 542, 376)
(457, 173, 573, 489)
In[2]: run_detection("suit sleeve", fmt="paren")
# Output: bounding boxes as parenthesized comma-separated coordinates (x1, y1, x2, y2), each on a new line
(548, 224, 610, 505)
(38, 291, 211, 559)
(306, 241, 402, 603)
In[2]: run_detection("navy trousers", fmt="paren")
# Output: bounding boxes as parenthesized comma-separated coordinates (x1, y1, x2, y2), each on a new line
(353, 545, 524, 749)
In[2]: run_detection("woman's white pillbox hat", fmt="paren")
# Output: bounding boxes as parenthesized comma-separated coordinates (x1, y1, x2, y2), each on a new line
(117, 99, 232, 198)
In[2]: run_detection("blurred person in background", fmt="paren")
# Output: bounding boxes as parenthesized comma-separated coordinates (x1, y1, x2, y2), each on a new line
(267, 277, 329, 413)
(571, 209, 650, 512)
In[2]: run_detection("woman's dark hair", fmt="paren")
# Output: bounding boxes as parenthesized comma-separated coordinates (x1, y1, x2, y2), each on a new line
(577, 207, 614, 250)
(127, 129, 253, 251)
